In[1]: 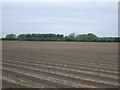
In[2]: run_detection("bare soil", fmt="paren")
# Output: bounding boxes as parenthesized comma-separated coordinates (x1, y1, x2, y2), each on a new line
(2, 41, 119, 88)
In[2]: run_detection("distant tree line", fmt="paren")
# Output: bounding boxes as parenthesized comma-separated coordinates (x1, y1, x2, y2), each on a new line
(2, 33, 120, 42)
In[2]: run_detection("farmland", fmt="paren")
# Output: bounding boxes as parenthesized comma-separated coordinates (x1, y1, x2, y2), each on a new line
(2, 41, 119, 88)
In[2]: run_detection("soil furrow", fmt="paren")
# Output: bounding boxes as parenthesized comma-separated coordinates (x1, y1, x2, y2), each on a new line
(3, 59, 118, 79)
(2, 62, 118, 88)
(2, 67, 96, 88)
(3, 57, 118, 75)
(3, 54, 118, 69)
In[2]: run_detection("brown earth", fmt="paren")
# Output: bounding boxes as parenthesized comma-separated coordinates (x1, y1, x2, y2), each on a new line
(2, 41, 119, 88)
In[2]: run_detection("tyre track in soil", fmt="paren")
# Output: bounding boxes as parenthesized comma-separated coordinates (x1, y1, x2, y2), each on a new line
(2, 41, 118, 88)
(2, 68, 95, 88)
(2, 56, 118, 88)
(2, 61, 118, 88)
(3, 56, 118, 75)
(3, 52, 118, 68)
(2, 59, 118, 80)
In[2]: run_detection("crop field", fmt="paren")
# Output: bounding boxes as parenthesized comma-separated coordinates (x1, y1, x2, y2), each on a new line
(2, 41, 119, 88)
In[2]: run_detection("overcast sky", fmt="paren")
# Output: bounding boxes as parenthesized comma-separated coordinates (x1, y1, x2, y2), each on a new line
(2, 2, 118, 37)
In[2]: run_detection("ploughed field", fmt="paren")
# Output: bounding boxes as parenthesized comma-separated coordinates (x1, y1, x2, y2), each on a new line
(2, 41, 119, 88)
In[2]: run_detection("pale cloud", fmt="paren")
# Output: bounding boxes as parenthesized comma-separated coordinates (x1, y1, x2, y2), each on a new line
(2, 2, 118, 37)
(2, 0, 119, 2)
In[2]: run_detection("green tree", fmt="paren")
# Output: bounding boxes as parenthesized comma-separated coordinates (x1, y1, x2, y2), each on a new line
(86, 33, 98, 41)
(5, 34, 16, 40)
(68, 33, 76, 39)
(66, 33, 76, 41)
(3, 33, 119, 42)
(76, 33, 98, 42)
(113, 37, 120, 42)
(76, 34, 87, 41)
(17, 34, 30, 41)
